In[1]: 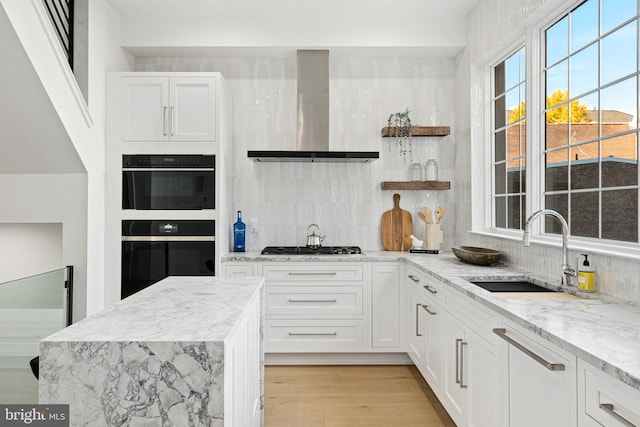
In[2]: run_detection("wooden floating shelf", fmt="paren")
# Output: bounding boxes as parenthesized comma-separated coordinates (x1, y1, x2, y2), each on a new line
(381, 181, 451, 190)
(381, 126, 450, 137)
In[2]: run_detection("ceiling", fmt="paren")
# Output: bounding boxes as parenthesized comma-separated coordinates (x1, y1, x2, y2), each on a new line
(107, 0, 479, 18)
(107, 0, 480, 57)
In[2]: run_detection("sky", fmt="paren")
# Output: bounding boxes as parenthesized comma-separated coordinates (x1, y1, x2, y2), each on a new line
(504, 0, 639, 123)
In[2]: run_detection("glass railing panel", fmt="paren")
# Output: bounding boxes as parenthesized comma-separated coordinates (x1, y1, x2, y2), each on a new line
(0, 267, 71, 403)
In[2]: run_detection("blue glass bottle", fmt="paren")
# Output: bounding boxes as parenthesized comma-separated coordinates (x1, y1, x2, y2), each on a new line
(233, 210, 246, 252)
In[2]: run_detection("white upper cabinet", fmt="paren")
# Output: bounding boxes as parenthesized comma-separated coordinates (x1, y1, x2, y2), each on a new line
(121, 76, 217, 142)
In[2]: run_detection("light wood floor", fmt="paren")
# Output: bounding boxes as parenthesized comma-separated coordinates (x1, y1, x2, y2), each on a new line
(264, 365, 456, 427)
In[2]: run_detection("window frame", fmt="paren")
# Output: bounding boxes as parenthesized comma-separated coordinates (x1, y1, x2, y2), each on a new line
(491, 46, 528, 232)
(474, 0, 640, 261)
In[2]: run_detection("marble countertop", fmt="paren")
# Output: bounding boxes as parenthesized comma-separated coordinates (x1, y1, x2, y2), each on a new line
(42, 276, 264, 343)
(223, 250, 640, 391)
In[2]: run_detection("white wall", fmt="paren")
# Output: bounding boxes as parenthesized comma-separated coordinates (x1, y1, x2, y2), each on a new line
(136, 55, 457, 250)
(0, 174, 87, 318)
(0, 0, 133, 316)
(455, 0, 640, 303)
(83, 0, 134, 314)
(0, 223, 62, 284)
(117, 0, 472, 55)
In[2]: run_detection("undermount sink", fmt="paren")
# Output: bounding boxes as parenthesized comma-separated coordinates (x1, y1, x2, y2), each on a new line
(469, 280, 554, 293)
(465, 278, 586, 301)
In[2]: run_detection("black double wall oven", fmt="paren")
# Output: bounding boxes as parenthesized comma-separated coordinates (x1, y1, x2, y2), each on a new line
(121, 155, 216, 299)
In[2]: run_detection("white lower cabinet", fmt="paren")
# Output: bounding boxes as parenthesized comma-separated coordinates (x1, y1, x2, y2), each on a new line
(406, 266, 443, 394)
(229, 261, 404, 354)
(578, 359, 640, 426)
(265, 319, 364, 352)
(441, 303, 499, 427)
(495, 320, 577, 427)
(224, 262, 256, 277)
(224, 290, 262, 426)
(261, 263, 366, 352)
(372, 263, 402, 348)
(407, 280, 427, 371)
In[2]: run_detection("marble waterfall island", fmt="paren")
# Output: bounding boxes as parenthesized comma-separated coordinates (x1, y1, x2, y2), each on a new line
(39, 276, 264, 427)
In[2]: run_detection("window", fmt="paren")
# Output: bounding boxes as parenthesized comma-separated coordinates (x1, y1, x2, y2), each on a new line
(544, 0, 639, 242)
(493, 47, 527, 230)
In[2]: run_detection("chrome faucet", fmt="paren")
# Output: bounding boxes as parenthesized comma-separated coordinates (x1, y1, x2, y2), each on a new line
(522, 209, 577, 285)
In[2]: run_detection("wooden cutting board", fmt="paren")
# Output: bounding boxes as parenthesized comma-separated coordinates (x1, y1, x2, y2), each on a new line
(381, 193, 413, 251)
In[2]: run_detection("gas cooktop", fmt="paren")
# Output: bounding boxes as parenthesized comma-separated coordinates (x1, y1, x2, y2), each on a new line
(261, 246, 362, 255)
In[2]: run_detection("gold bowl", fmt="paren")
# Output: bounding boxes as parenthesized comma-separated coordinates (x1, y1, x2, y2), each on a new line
(452, 246, 502, 266)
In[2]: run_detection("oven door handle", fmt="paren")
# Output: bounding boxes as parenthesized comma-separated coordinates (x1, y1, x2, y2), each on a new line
(122, 236, 216, 242)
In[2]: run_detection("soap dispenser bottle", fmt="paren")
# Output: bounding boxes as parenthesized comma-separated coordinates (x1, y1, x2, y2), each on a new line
(578, 254, 594, 292)
(233, 211, 246, 252)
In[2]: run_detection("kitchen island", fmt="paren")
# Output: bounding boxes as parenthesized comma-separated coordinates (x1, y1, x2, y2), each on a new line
(39, 276, 264, 427)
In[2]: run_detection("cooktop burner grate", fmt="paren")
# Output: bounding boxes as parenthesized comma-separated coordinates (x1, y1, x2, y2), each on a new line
(261, 246, 362, 255)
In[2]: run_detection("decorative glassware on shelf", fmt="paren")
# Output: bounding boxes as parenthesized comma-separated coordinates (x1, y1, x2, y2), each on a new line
(409, 163, 423, 181)
(425, 159, 438, 181)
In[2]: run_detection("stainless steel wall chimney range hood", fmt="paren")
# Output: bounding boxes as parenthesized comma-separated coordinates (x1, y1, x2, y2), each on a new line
(247, 50, 379, 163)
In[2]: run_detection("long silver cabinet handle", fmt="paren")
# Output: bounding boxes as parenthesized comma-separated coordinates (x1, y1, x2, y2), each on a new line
(493, 328, 565, 371)
(288, 272, 337, 276)
(170, 106, 175, 135)
(163, 106, 168, 135)
(408, 275, 420, 283)
(288, 299, 337, 303)
(288, 332, 337, 336)
(424, 285, 438, 294)
(599, 404, 637, 427)
(460, 341, 468, 389)
(421, 304, 437, 315)
(416, 304, 422, 337)
(455, 338, 462, 384)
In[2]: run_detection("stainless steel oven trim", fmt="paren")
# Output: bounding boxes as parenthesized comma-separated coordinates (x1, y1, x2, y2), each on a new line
(122, 168, 215, 172)
(122, 236, 216, 242)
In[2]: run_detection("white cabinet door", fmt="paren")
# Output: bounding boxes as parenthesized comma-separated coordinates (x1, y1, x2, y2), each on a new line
(421, 294, 443, 396)
(441, 311, 467, 426)
(441, 311, 500, 427)
(496, 322, 577, 427)
(122, 76, 168, 141)
(170, 77, 217, 141)
(121, 76, 216, 142)
(406, 282, 426, 370)
(225, 292, 262, 426)
(372, 264, 401, 348)
(465, 329, 499, 427)
(579, 359, 640, 427)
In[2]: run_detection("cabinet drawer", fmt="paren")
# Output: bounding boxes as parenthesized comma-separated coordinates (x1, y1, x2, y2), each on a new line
(407, 267, 441, 299)
(444, 288, 497, 346)
(262, 264, 363, 282)
(224, 263, 255, 277)
(581, 360, 640, 426)
(265, 320, 364, 352)
(266, 286, 363, 315)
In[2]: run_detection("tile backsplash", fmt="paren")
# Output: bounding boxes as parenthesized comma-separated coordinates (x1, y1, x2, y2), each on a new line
(136, 55, 456, 251)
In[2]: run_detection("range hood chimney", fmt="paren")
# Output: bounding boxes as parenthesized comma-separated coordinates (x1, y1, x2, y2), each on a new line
(248, 50, 379, 163)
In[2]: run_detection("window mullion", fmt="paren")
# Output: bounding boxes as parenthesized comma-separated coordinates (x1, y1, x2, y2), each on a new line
(527, 24, 544, 237)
